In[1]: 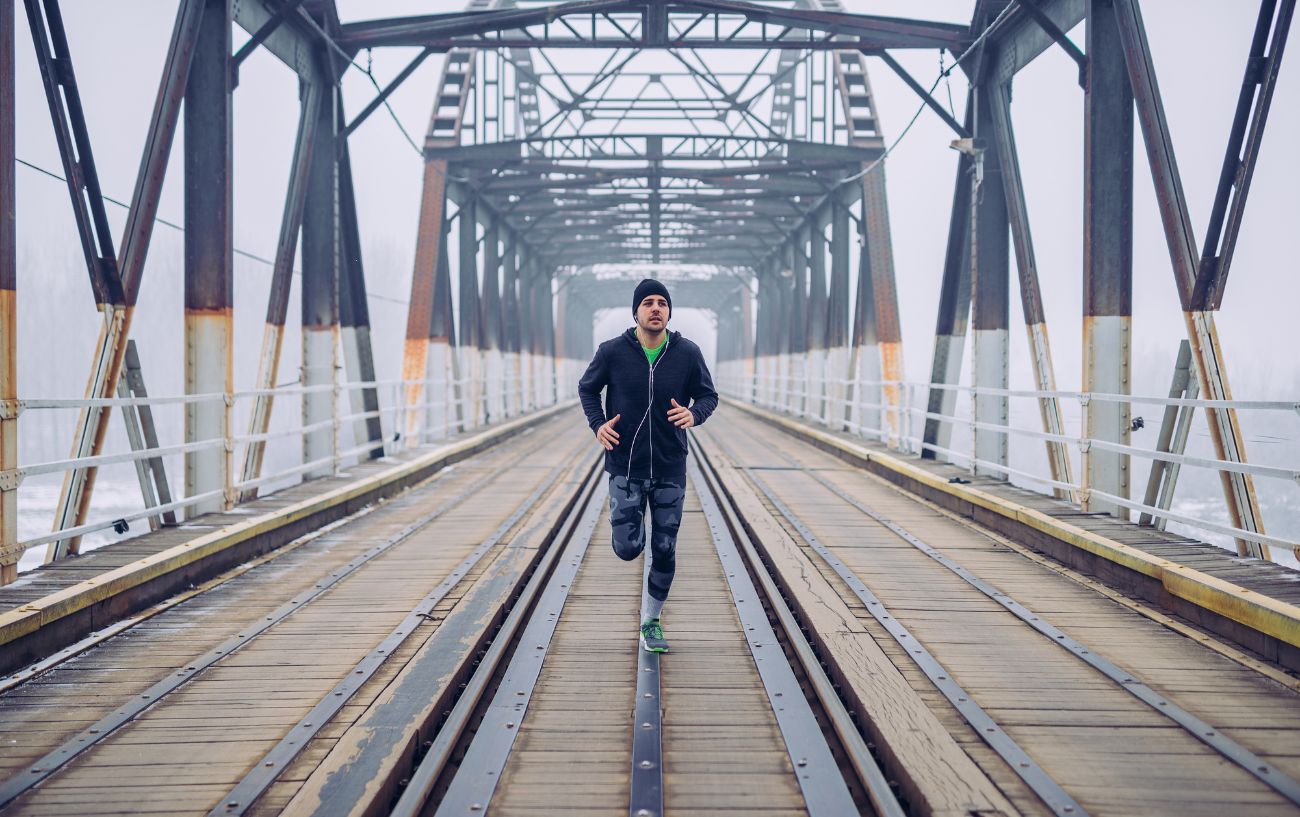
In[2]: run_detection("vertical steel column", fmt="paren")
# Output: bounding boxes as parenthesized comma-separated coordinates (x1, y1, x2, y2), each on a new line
(183, 0, 233, 515)
(1083, 0, 1134, 516)
(806, 214, 828, 420)
(301, 75, 339, 480)
(971, 83, 1010, 478)
(517, 252, 534, 411)
(827, 194, 851, 429)
(480, 216, 502, 423)
(241, 80, 320, 496)
(860, 164, 905, 444)
(458, 191, 483, 425)
(432, 217, 461, 436)
(989, 83, 1073, 496)
(1113, 0, 1267, 557)
(501, 236, 521, 416)
(922, 102, 974, 461)
(402, 157, 449, 440)
(784, 240, 806, 415)
(850, 197, 881, 440)
(0, 0, 16, 583)
(337, 120, 383, 458)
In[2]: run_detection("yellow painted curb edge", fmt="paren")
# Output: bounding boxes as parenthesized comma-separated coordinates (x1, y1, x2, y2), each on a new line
(726, 398, 1300, 649)
(0, 402, 576, 648)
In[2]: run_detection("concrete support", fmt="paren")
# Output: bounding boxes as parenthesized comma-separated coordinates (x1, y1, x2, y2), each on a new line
(1, 0, 16, 583)
(971, 84, 1009, 478)
(301, 77, 338, 480)
(1084, 0, 1134, 515)
(183, 0, 233, 516)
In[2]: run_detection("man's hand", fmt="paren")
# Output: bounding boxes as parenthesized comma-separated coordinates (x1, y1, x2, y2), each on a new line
(596, 414, 621, 450)
(668, 398, 694, 429)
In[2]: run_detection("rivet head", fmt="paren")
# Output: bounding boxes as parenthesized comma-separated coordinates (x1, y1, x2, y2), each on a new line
(640, 760, 654, 769)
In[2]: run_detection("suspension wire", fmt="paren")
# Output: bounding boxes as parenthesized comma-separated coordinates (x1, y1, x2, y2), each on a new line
(14, 157, 410, 306)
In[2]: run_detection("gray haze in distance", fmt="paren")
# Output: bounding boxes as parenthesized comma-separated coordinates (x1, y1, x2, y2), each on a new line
(9, 2, 1298, 560)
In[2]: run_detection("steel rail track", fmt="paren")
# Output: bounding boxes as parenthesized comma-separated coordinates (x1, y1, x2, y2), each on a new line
(689, 438, 908, 817)
(389, 458, 607, 817)
(687, 449, 893, 817)
(213, 445, 600, 816)
(717, 430, 1300, 806)
(628, 553, 663, 817)
(0, 428, 580, 811)
(704, 433, 1088, 817)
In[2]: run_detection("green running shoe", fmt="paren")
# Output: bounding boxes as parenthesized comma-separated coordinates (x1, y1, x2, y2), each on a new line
(640, 618, 669, 653)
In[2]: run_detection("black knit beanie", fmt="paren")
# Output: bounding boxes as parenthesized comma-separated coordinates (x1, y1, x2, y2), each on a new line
(632, 278, 672, 316)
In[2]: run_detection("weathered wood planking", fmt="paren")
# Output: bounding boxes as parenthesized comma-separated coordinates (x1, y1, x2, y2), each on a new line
(700, 415, 1300, 817)
(0, 425, 593, 815)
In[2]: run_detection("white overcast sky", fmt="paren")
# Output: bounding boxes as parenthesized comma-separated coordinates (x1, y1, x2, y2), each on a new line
(10, 1, 1298, 406)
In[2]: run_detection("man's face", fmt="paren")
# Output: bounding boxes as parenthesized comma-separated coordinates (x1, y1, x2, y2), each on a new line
(636, 295, 669, 331)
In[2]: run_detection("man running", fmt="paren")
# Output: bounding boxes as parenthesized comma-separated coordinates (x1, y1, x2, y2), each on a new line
(578, 278, 719, 653)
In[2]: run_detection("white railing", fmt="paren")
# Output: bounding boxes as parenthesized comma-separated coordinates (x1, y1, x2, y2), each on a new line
(2, 351, 578, 576)
(716, 357, 1300, 563)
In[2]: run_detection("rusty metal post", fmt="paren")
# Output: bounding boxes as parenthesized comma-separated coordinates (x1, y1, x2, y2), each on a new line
(301, 75, 339, 480)
(989, 82, 1074, 497)
(426, 216, 458, 439)
(241, 79, 320, 497)
(860, 164, 904, 446)
(401, 157, 448, 441)
(1, 0, 16, 583)
(971, 83, 1009, 478)
(183, 0, 233, 516)
(1112, 0, 1268, 558)
(1083, 0, 1134, 517)
(922, 103, 974, 461)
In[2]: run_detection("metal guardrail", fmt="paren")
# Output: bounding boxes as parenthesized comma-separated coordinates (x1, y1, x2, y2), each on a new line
(718, 363, 1300, 562)
(1, 352, 579, 578)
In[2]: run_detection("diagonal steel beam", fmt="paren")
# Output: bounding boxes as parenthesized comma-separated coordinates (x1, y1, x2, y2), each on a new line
(1112, 0, 1267, 558)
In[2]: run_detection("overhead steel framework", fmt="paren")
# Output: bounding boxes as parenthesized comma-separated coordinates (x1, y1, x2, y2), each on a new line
(0, 0, 1293, 582)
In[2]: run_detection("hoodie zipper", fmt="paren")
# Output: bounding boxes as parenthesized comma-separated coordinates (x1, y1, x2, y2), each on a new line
(625, 331, 669, 481)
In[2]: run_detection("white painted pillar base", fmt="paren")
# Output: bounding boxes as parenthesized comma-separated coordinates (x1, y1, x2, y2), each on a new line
(824, 346, 849, 429)
(853, 343, 882, 440)
(785, 354, 804, 416)
(302, 326, 338, 481)
(804, 349, 826, 424)
(1084, 314, 1130, 517)
(185, 312, 232, 517)
(972, 327, 1009, 478)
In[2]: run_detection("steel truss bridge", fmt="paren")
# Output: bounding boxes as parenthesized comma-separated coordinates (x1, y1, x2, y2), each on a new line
(0, 1, 1298, 816)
